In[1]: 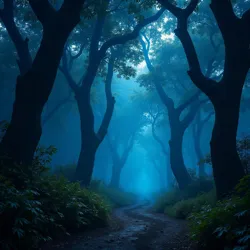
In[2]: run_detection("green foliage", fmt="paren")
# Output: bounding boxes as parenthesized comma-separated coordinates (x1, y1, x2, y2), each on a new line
(90, 180, 138, 208)
(53, 165, 137, 208)
(0, 148, 110, 250)
(153, 178, 214, 214)
(164, 190, 216, 219)
(154, 188, 182, 213)
(189, 175, 250, 250)
(52, 163, 77, 181)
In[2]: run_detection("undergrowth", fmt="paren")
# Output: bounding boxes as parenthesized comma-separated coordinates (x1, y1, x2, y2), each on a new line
(188, 175, 250, 250)
(0, 146, 110, 250)
(153, 177, 215, 216)
(53, 164, 138, 208)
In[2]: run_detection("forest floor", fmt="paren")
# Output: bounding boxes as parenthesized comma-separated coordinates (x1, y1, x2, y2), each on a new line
(42, 201, 196, 250)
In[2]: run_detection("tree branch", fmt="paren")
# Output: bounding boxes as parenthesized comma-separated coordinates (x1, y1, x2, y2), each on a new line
(151, 112, 168, 156)
(97, 52, 116, 141)
(98, 8, 165, 58)
(200, 110, 214, 129)
(139, 34, 175, 111)
(141, 32, 151, 52)
(59, 50, 80, 93)
(106, 133, 120, 163)
(161, 0, 218, 98)
(176, 89, 201, 113)
(210, 0, 239, 44)
(0, 0, 32, 75)
(28, 0, 56, 25)
(42, 89, 73, 126)
(89, 8, 107, 60)
(121, 131, 136, 164)
(181, 98, 207, 128)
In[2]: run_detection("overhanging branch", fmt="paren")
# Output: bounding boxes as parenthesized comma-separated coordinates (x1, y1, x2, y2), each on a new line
(98, 8, 165, 58)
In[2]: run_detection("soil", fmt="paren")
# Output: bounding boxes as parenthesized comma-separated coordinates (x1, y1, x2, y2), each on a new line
(42, 201, 196, 250)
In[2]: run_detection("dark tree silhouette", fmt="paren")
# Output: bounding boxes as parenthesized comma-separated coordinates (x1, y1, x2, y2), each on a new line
(139, 34, 205, 190)
(107, 132, 136, 188)
(159, 0, 250, 198)
(0, 0, 86, 167)
(0, 0, 32, 75)
(60, 5, 165, 186)
(192, 110, 214, 177)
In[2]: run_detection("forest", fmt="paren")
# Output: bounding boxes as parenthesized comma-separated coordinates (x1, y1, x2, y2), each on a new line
(0, 0, 250, 249)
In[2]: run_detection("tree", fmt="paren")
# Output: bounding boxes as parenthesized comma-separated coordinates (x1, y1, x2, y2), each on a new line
(138, 32, 206, 190)
(0, 0, 32, 75)
(60, 1, 165, 186)
(107, 132, 136, 188)
(158, 0, 250, 198)
(147, 104, 173, 188)
(192, 108, 214, 177)
(106, 103, 145, 188)
(0, 0, 86, 168)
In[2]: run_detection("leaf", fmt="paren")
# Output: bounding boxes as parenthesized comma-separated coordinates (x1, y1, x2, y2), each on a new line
(238, 235, 250, 244)
(12, 227, 25, 239)
(15, 217, 30, 226)
(235, 210, 248, 218)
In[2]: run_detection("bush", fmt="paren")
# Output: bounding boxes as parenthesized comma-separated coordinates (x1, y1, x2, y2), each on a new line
(53, 164, 138, 208)
(153, 189, 182, 213)
(90, 180, 138, 208)
(164, 190, 216, 219)
(52, 163, 76, 181)
(0, 148, 110, 250)
(153, 178, 214, 214)
(188, 175, 250, 250)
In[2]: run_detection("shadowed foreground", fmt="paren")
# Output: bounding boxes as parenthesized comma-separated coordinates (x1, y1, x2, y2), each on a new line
(42, 202, 195, 250)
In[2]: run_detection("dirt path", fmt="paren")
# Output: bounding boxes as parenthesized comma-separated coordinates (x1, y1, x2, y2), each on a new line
(42, 201, 196, 250)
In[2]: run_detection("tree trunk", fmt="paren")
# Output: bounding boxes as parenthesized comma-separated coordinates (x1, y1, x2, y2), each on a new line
(169, 122, 192, 190)
(211, 99, 245, 199)
(75, 145, 97, 187)
(166, 155, 173, 188)
(74, 90, 99, 186)
(109, 162, 122, 188)
(193, 125, 206, 177)
(0, 5, 83, 166)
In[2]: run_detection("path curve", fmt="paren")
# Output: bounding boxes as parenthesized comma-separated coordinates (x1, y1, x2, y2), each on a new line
(42, 201, 196, 250)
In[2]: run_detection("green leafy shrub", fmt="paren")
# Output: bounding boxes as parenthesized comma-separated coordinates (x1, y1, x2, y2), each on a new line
(90, 180, 138, 208)
(52, 163, 77, 181)
(164, 190, 216, 219)
(189, 175, 250, 250)
(153, 178, 214, 214)
(153, 189, 182, 213)
(53, 164, 138, 208)
(0, 147, 110, 250)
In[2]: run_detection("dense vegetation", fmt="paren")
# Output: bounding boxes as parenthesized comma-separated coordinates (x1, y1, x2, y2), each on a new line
(0, 144, 137, 249)
(153, 136, 250, 249)
(0, 0, 250, 249)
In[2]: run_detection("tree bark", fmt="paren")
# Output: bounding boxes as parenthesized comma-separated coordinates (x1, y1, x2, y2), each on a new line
(0, 0, 85, 166)
(73, 54, 115, 186)
(159, 0, 249, 198)
(193, 112, 205, 177)
(0, 0, 32, 75)
(109, 161, 123, 188)
(211, 97, 245, 198)
(139, 34, 203, 190)
(169, 115, 192, 190)
(63, 7, 164, 186)
(194, 133, 205, 177)
(193, 110, 214, 177)
(74, 85, 99, 186)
